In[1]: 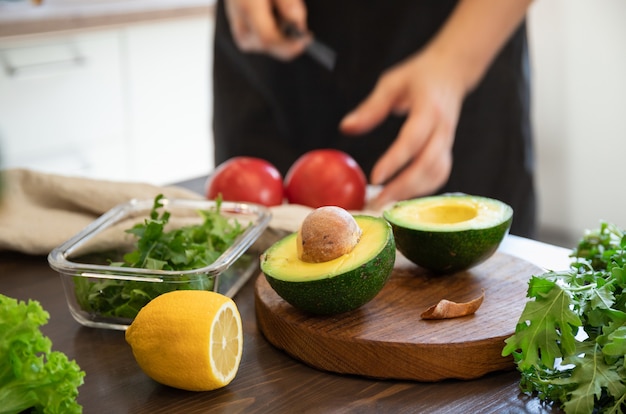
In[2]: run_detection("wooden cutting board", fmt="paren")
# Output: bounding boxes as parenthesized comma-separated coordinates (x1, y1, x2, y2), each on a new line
(254, 251, 543, 381)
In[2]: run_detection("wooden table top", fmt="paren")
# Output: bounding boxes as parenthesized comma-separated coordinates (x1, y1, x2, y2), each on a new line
(1, 249, 559, 414)
(0, 178, 571, 413)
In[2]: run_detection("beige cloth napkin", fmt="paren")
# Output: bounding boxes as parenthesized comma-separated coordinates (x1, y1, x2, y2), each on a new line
(0, 169, 203, 255)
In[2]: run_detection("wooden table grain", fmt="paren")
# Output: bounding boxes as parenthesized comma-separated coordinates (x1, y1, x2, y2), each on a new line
(1, 241, 570, 414)
(0, 178, 570, 413)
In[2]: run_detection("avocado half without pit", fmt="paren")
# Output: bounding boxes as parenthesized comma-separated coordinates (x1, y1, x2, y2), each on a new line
(383, 194, 513, 274)
(260, 206, 396, 315)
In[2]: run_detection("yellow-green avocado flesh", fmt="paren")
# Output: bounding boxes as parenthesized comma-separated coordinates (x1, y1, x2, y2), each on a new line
(383, 194, 513, 274)
(260, 215, 395, 315)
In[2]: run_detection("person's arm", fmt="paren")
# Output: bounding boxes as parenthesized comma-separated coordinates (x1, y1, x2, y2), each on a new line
(224, 0, 310, 60)
(340, 0, 534, 210)
(429, 0, 534, 93)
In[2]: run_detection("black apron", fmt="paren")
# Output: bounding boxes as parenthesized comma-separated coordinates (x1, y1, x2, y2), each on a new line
(212, 0, 536, 237)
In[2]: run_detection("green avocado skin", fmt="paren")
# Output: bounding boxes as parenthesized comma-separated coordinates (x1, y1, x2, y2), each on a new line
(263, 224, 396, 316)
(389, 216, 512, 274)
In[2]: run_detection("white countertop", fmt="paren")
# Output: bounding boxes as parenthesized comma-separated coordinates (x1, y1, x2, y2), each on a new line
(0, 0, 216, 39)
(499, 234, 571, 272)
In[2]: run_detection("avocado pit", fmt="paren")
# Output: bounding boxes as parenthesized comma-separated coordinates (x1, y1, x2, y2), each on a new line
(297, 206, 362, 263)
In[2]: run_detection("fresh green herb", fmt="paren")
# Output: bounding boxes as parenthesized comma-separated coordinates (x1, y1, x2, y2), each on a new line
(118, 194, 246, 270)
(0, 294, 85, 414)
(74, 194, 248, 319)
(503, 222, 626, 413)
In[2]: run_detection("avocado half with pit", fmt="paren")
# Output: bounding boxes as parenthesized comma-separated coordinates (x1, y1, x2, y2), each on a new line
(260, 215, 396, 315)
(383, 194, 513, 274)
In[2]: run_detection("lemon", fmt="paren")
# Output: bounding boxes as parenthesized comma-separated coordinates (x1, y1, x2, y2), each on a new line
(125, 290, 243, 391)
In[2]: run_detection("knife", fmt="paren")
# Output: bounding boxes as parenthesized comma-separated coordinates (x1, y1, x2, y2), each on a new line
(278, 19, 337, 71)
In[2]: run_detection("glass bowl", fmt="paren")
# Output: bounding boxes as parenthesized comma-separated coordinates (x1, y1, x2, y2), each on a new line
(48, 197, 271, 330)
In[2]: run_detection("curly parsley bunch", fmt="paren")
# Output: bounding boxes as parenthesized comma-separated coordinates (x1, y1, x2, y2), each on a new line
(503, 222, 626, 413)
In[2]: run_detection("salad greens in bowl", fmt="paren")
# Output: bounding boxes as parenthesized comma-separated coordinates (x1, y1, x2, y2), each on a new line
(48, 195, 271, 330)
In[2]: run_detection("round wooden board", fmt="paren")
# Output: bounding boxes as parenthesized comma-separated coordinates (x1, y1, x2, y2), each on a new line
(254, 252, 543, 382)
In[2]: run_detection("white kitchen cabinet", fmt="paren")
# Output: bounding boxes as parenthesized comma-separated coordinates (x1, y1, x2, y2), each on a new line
(0, 30, 129, 179)
(0, 14, 214, 185)
(122, 17, 213, 185)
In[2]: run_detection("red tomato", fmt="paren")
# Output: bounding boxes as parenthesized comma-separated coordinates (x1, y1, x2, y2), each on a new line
(284, 149, 367, 210)
(205, 157, 284, 206)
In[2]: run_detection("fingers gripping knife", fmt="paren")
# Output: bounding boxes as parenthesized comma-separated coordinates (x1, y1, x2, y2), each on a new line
(278, 19, 337, 71)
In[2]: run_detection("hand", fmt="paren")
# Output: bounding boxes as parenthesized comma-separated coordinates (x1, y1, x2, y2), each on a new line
(340, 47, 466, 211)
(224, 0, 310, 60)
(340, 0, 532, 211)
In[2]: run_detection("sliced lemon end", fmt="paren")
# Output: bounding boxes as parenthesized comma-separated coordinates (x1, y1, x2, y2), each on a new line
(209, 300, 243, 386)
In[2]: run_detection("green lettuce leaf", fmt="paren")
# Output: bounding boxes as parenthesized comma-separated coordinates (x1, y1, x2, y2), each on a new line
(0, 294, 84, 414)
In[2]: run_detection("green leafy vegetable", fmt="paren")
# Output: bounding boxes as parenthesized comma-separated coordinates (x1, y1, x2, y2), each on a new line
(118, 194, 246, 270)
(503, 222, 626, 413)
(74, 194, 248, 319)
(0, 294, 85, 414)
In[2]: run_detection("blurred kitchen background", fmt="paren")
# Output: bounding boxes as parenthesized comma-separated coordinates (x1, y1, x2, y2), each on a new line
(0, 0, 624, 248)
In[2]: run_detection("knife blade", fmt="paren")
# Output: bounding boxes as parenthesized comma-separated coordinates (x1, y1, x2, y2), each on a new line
(278, 20, 337, 71)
